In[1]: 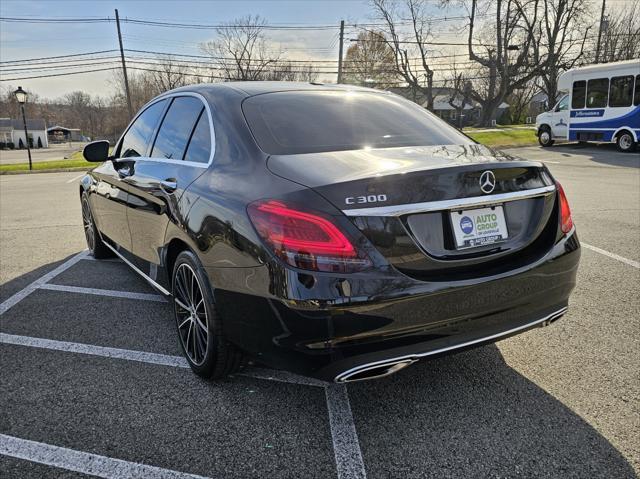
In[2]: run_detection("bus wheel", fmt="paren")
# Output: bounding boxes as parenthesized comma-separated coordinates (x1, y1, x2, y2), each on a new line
(616, 131, 636, 153)
(538, 127, 554, 147)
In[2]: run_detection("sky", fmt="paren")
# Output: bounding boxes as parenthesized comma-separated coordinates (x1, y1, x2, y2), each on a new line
(0, 0, 408, 99)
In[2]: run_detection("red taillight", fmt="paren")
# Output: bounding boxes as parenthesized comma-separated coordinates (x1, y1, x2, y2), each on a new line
(247, 200, 371, 272)
(556, 182, 573, 234)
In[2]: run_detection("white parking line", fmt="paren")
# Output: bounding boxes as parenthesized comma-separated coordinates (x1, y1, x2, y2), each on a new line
(66, 173, 85, 184)
(0, 434, 211, 479)
(0, 250, 368, 478)
(0, 333, 188, 368)
(0, 333, 321, 387)
(582, 242, 640, 269)
(243, 367, 327, 388)
(325, 385, 367, 479)
(0, 250, 88, 315)
(39, 283, 167, 302)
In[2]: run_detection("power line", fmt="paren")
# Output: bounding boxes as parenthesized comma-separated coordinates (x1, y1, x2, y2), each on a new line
(0, 15, 475, 29)
(0, 67, 119, 82)
(0, 50, 119, 64)
(0, 16, 112, 23)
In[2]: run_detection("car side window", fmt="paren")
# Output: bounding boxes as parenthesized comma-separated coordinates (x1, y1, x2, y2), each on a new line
(571, 81, 586, 109)
(635, 75, 640, 106)
(151, 96, 203, 161)
(586, 78, 609, 108)
(609, 76, 634, 107)
(119, 99, 167, 158)
(183, 110, 212, 164)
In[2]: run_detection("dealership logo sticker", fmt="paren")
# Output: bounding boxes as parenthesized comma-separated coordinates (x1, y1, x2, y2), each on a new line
(460, 216, 474, 234)
(479, 170, 496, 194)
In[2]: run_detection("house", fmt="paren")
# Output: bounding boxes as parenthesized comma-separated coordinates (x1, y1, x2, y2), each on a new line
(386, 86, 509, 126)
(528, 91, 549, 119)
(0, 118, 49, 148)
(432, 93, 479, 126)
(47, 125, 85, 143)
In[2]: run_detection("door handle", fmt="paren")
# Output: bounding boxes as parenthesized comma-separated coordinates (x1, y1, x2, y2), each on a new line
(160, 178, 177, 193)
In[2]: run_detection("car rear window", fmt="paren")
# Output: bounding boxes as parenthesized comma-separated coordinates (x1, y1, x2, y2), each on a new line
(242, 91, 470, 155)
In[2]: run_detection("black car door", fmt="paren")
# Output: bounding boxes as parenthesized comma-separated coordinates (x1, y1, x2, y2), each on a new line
(91, 99, 168, 252)
(123, 95, 213, 276)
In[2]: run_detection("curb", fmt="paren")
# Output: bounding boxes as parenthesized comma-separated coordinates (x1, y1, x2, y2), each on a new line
(0, 167, 91, 175)
(487, 143, 539, 149)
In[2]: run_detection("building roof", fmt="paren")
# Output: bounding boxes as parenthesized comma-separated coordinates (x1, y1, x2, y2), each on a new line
(0, 118, 47, 130)
(431, 94, 476, 111)
(47, 125, 81, 133)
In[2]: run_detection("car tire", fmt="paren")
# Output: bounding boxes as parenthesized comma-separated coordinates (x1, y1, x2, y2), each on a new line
(81, 193, 112, 259)
(172, 250, 242, 379)
(616, 131, 636, 153)
(538, 127, 554, 147)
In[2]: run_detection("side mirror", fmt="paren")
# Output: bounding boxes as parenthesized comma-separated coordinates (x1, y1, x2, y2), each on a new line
(543, 100, 549, 111)
(83, 140, 110, 162)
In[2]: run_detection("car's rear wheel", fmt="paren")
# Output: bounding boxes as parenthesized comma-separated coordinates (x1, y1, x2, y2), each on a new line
(81, 193, 112, 259)
(538, 126, 554, 147)
(172, 250, 242, 378)
(616, 131, 636, 153)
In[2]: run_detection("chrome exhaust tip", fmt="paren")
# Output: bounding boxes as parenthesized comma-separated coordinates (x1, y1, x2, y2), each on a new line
(540, 309, 566, 327)
(335, 359, 416, 383)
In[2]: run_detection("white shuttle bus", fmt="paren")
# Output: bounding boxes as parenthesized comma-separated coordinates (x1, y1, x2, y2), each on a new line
(536, 59, 640, 152)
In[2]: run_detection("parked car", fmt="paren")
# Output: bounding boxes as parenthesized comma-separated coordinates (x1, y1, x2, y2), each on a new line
(80, 82, 580, 382)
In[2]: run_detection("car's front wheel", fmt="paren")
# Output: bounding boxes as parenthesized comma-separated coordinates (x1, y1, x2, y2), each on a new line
(616, 131, 636, 153)
(538, 126, 554, 147)
(172, 250, 242, 379)
(81, 193, 112, 259)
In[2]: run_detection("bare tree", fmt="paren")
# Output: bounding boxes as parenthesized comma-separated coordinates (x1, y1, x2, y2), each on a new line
(596, 1, 640, 63)
(147, 55, 190, 93)
(537, 0, 592, 106)
(261, 62, 320, 82)
(370, 0, 437, 109)
(464, 0, 542, 126)
(442, 63, 474, 128)
(200, 15, 279, 81)
(505, 80, 538, 123)
(343, 30, 398, 88)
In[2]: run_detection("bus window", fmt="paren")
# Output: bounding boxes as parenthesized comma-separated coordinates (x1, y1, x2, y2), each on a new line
(572, 81, 586, 109)
(609, 76, 634, 107)
(586, 78, 609, 108)
(555, 95, 569, 111)
(635, 75, 640, 106)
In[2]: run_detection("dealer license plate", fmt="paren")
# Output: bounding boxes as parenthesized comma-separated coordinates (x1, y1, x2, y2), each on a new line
(450, 205, 509, 249)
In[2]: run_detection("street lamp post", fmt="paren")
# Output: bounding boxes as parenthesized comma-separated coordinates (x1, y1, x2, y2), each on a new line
(14, 86, 32, 171)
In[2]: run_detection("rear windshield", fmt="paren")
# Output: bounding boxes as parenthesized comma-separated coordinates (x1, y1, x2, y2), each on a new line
(242, 91, 471, 155)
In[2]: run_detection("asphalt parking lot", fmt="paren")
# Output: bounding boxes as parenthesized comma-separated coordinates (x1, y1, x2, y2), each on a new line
(1, 143, 638, 478)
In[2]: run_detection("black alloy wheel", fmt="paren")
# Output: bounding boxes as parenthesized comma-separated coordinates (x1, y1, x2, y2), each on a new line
(171, 250, 242, 378)
(81, 193, 111, 259)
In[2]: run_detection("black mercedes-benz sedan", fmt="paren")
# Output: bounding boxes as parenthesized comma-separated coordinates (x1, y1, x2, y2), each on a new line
(79, 82, 580, 382)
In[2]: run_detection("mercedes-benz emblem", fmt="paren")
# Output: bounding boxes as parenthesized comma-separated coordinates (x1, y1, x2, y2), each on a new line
(479, 170, 496, 194)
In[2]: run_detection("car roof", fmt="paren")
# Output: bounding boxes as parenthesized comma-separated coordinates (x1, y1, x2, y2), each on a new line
(167, 81, 384, 98)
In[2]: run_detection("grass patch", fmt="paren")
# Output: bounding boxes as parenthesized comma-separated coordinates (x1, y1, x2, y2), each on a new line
(466, 128, 537, 147)
(0, 149, 110, 173)
(0, 154, 93, 173)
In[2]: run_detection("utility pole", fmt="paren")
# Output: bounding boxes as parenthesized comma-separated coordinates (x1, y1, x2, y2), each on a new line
(595, 0, 607, 63)
(115, 9, 133, 119)
(337, 20, 345, 84)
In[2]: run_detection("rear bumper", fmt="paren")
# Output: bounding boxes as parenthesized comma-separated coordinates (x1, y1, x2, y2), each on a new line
(213, 231, 580, 382)
(331, 304, 567, 382)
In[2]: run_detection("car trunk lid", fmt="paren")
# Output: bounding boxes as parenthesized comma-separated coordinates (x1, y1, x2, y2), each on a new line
(267, 145, 558, 279)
